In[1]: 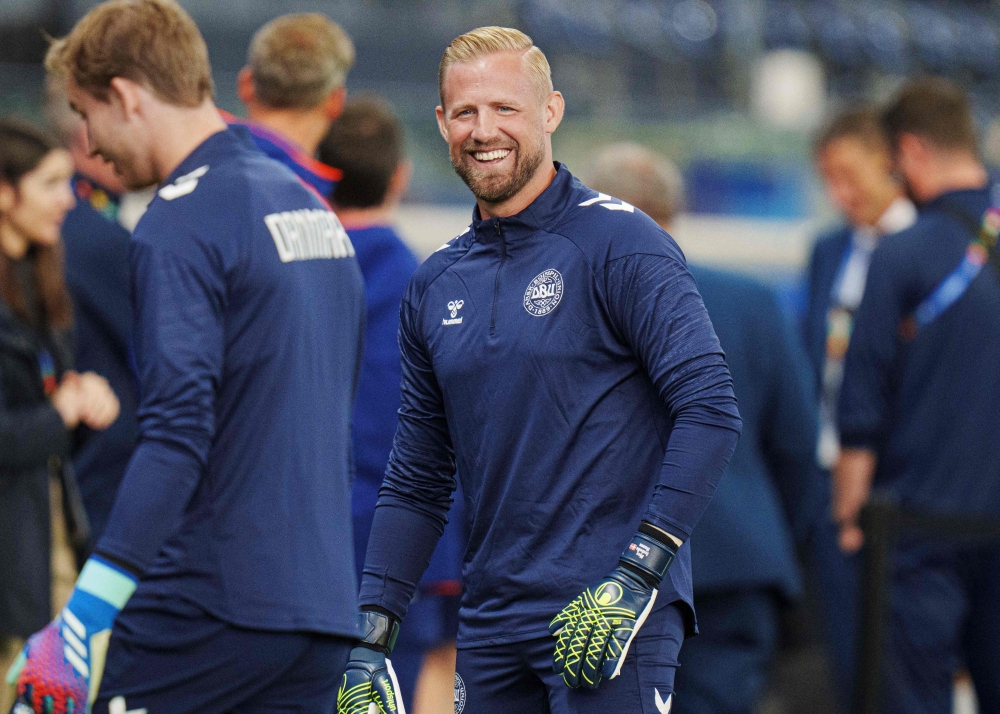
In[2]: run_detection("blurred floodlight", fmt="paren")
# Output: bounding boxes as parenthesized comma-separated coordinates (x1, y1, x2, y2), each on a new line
(672, 0, 718, 43)
(752, 49, 825, 132)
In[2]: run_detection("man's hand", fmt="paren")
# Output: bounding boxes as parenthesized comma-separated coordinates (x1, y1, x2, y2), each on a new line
(549, 526, 678, 689)
(6, 557, 137, 713)
(336, 610, 405, 714)
(832, 447, 877, 553)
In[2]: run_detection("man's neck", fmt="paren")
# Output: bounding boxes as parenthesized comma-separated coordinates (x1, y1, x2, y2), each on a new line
(336, 203, 398, 231)
(152, 100, 228, 183)
(477, 161, 558, 220)
(917, 156, 989, 204)
(246, 106, 329, 157)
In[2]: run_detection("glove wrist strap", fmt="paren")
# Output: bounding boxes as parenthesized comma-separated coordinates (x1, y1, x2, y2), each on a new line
(618, 528, 678, 586)
(357, 609, 400, 654)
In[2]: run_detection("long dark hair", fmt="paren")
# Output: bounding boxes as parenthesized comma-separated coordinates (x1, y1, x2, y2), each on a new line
(0, 119, 73, 329)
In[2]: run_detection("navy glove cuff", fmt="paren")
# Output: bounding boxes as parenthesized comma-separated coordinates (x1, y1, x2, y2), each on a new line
(357, 609, 400, 654)
(618, 526, 678, 587)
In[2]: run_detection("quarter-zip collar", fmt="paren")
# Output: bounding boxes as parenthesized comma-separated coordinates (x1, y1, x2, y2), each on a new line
(470, 162, 577, 244)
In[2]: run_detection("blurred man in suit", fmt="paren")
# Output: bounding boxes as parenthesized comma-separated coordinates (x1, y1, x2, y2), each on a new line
(805, 109, 916, 706)
(589, 143, 821, 714)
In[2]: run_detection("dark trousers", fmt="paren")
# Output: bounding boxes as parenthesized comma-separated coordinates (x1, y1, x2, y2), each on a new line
(673, 590, 780, 714)
(93, 595, 352, 714)
(883, 541, 1000, 714)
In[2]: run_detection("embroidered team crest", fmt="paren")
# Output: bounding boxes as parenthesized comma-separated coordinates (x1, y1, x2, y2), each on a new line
(454, 672, 467, 713)
(523, 269, 564, 316)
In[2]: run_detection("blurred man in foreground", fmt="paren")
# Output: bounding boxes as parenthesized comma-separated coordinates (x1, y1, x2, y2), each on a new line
(232, 13, 353, 196)
(589, 143, 821, 714)
(805, 108, 916, 707)
(46, 77, 139, 545)
(838, 77, 1000, 713)
(320, 96, 464, 713)
(9, 1, 365, 711)
(337, 26, 741, 714)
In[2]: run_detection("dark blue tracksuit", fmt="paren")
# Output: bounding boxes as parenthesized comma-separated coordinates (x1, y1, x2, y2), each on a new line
(359, 165, 741, 712)
(675, 266, 821, 714)
(802, 226, 862, 706)
(62, 176, 139, 543)
(839, 188, 1000, 714)
(91, 128, 366, 713)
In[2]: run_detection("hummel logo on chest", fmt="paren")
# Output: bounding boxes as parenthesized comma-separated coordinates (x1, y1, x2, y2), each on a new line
(443, 300, 464, 325)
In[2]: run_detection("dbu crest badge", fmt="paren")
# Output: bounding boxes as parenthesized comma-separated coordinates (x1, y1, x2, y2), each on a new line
(454, 672, 467, 713)
(523, 269, 564, 316)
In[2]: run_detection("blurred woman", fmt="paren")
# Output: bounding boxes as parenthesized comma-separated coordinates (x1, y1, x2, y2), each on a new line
(0, 120, 119, 710)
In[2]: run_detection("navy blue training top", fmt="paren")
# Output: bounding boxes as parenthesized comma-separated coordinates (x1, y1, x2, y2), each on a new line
(98, 128, 366, 636)
(360, 164, 741, 647)
(839, 187, 1000, 516)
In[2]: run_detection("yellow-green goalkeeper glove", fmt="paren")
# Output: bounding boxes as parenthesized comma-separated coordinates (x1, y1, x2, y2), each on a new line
(336, 610, 405, 714)
(549, 523, 679, 689)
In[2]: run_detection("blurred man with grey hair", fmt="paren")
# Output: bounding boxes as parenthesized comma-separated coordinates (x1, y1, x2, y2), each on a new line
(589, 144, 821, 714)
(229, 12, 355, 196)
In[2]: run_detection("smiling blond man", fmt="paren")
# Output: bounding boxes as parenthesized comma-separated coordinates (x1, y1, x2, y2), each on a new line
(337, 27, 741, 714)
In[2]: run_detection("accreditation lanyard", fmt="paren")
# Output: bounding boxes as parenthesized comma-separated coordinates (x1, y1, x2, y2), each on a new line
(900, 205, 1000, 340)
(37, 349, 57, 396)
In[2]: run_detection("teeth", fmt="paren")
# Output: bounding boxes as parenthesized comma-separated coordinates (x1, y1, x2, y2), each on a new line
(474, 149, 511, 161)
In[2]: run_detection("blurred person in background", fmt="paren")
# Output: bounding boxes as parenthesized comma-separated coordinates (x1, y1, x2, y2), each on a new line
(805, 108, 916, 708)
(838, 77, 1000, 713)
(589, 143, 821, 714)
(46, 76, 139, 544)
(232, 12, 353, 196)
(320, 95, 463, 714)
(0, 119, 119, 712)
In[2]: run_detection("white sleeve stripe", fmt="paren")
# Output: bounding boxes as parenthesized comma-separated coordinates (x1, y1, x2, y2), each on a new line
(609, 588, 658, 680)
(62, 608, 86, 639)
(63, 645, 90, 678)
(62, 626, 87, 659)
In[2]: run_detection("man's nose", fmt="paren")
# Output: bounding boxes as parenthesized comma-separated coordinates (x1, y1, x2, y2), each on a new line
(469, 111, 498, 143)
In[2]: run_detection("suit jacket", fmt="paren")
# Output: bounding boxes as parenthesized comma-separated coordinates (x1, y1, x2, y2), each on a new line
(62, 187, 139, 542)
(802, 227, 851, 394)
(689, 265, 821, 601)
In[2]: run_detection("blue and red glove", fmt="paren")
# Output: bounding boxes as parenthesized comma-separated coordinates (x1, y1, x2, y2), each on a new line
(6, 555, 137, 713)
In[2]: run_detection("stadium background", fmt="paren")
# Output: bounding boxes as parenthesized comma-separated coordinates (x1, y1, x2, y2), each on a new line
(0, 1, 995, 712)
(15, 0, 1000, 316)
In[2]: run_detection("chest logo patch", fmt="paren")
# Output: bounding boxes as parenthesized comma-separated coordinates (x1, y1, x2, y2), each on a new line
(443, 300, 464, 325)
(524, 269, 564, 317)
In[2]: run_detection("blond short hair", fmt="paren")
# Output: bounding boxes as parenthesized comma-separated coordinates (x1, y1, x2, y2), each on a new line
(587, 143, 686, 229)
(438, 26, 552, 106)
(248, 13, 355, 110)
(45, 0, 213, 108)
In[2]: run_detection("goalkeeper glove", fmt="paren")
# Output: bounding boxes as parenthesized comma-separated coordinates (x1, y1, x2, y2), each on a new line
(337, 610, 406, 714)
(550, 523, 679, 689)
(7, 555, 137, 713)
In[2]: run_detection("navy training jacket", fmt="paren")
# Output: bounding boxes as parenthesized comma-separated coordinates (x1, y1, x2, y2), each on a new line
(839, 187, 1000, 516)
(98, 127, 366, 636)
(360, 164, 741, 647)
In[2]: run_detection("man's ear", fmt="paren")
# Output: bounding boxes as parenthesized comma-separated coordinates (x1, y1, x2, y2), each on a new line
(237, 67, 256, 107)
(543, 91, 564, 135)
(0, 181, 16, 214)
(897, 133, 928, 166)
(322, 87, 347, 121)
(435, 105, 448, 142)
(108, 77, 142, 121)
(387, 160, 413, 202)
